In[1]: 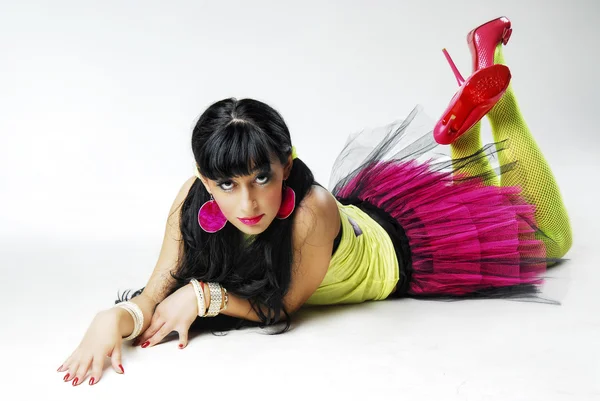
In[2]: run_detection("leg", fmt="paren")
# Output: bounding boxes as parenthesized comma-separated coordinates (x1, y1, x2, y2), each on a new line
(450, 121, 500, 186)
(485, 44, 572, 259)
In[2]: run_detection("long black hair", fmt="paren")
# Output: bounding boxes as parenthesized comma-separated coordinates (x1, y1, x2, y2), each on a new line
(119, 98, 317, 334)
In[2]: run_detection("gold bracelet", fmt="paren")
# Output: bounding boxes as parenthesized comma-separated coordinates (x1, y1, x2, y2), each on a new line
(220, 287, 229, 312)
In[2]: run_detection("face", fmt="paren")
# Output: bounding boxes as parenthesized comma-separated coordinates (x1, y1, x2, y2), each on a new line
(199, 157, 292, 235)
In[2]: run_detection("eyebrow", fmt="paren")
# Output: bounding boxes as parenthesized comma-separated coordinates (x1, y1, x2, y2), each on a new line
(217, 165, 272, 182)
(251, 165, 271, 174)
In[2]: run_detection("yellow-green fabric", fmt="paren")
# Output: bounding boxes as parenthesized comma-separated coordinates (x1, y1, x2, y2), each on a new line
(487, 44, 572, 259)
(305, 200, 399, 305)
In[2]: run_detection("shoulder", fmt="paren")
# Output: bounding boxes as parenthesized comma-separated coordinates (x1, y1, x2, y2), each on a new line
(177, 176, 198, 201)
(292, 185, 340, 246)
(181, 176, 198, 196)
(167, 176, 199, 216)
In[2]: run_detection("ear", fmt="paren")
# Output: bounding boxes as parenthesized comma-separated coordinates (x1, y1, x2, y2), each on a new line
(283, 155, 293, 180)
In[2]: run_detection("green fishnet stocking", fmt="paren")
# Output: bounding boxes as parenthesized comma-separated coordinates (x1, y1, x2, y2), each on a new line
(486, 44, 572, 259)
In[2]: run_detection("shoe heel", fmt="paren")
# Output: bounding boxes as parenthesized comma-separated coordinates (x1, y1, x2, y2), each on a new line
(467, 16, 512, 71)
(442, 48, 465, 86)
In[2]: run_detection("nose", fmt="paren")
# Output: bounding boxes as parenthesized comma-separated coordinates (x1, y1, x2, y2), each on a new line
(239, 188, 258, 215)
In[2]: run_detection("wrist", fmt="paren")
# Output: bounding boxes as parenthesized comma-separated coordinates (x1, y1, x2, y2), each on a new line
(198, 282, 225, 313)
(112, 295, 155, 339)
(192, 281, 226, 317)
(103, 307, 133, 338)
(202, 282, 211, 311)
(114, 307, 133, 337)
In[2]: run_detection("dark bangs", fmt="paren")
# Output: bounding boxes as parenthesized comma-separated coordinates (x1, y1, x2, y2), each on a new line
(198, 121, 281, 181)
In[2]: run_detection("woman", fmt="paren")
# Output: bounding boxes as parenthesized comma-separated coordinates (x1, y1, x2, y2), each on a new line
(56, 16, 572, 387)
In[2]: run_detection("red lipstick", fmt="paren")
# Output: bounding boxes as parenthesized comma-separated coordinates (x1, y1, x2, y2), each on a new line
(238, 214, 264, 226)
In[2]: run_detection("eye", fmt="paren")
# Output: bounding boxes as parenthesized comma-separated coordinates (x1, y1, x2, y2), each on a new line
(256, 175, 270, 185)
(218, 181, 234, 191)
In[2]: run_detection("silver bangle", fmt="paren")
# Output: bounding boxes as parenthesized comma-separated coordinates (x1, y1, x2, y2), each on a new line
(115, 301, 144, 341)
(189, 279, 207, 317)
(205, 282, 223, 317)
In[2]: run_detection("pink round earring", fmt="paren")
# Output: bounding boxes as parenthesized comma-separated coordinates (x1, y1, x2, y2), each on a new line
(276, 183, 296, 219)
(198, 194, 227, 233)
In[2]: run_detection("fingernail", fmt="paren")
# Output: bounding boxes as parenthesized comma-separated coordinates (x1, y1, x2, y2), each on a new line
(63, 373, 70, 381)
(178, 344, 184, 349)
(119, 364, 124, 374)
(89, 377, 95, 386)
(141, 341, 150, 348)
(72, 377, 79, 386)
(57, 365, 63, 372)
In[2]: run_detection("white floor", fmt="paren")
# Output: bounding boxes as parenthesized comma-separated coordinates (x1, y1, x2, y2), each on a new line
(1, 210, 598, 401)
(2, 1, 599, 400)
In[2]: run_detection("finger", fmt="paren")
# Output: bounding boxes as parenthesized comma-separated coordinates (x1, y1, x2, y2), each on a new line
(57, 357, 72, 373)
(57, 350, 77, 373)
(136, 317, 164, 346)
(72, 357, 92, 386)
(88, 355, 104, 386)
(145, 324, 172, 348)
(110, 342, 124, 374)
(63, 362, 78, 382)
(177, 328, 189, 349)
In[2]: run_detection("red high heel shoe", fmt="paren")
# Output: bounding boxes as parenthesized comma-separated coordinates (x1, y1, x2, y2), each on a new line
(467, 16, 512, 71)
(433, 48, 511, 145)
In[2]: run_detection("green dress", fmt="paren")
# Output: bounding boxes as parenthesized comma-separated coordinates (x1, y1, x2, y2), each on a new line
(305, 200, 399, 305)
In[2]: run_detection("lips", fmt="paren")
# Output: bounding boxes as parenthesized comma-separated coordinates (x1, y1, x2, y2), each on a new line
(238, 214, 264, 226)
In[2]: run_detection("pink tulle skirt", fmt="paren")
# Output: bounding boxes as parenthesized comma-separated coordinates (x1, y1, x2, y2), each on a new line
(329, 106, 547, 297)
(335, 159, 546, 296)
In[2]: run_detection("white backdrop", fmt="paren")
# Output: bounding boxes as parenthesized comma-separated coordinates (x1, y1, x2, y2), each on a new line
(1, 1, 598, 400)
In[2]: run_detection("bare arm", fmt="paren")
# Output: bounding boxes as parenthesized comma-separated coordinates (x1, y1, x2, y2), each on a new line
(57, 176, 200, 385)
(117, 176, 197, 336)
(127, 185, 340, 352)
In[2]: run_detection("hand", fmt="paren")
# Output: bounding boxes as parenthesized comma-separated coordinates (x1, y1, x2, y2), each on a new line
(135, 283, 198, 349)
(57, 309, 125, 386)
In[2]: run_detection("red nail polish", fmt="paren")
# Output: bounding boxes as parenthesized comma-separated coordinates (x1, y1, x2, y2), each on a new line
(63, 373, 70, 381)
(141, 341, 150, 348)
(119, 364, 124, 374)
(89, 377, 95, 385)
(57, 365, 63, 372)
(178, 344, 184, 349)
(72, 377, 79, 386)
